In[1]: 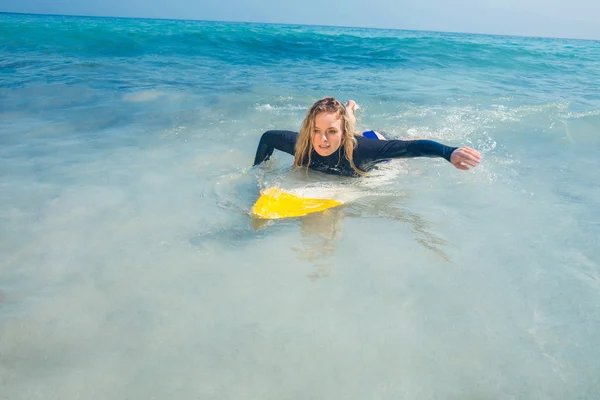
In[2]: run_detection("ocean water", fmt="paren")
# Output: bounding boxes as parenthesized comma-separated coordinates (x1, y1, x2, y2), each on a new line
(1, 12, 600, 399)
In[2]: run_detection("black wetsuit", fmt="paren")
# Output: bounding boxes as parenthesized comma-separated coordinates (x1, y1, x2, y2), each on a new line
(253, 130, 458, 177)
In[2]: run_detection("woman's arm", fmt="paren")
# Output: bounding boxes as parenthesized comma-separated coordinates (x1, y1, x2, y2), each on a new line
(358, 138, 481, 170)
(253, 130, 298, 166)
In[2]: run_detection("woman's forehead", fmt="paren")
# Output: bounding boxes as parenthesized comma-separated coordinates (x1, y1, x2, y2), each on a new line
(314, 112, 342, 127)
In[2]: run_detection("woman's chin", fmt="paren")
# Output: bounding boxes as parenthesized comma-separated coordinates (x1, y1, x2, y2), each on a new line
(315, 147, 334, 156)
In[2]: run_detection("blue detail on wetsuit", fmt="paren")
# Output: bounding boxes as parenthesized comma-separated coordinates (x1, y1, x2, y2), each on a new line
(362, 131, 388, 163)
(362, 130, 380, 139)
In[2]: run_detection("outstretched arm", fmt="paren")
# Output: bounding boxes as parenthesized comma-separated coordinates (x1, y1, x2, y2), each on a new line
(363, 139, 481, 170)
(253, 130, 298, 166)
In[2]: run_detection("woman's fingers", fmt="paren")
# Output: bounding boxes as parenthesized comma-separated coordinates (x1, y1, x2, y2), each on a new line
(455, 162, 470, 170)
(451, 147, 482, 170)
(459, 155, 479, 167)
(462, 147, 481, 162)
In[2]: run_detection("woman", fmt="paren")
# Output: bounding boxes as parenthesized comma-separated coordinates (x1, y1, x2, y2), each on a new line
(253, 97, 481, 177)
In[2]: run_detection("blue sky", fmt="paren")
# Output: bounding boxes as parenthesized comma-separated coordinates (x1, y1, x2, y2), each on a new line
(2, 0, 599, 40)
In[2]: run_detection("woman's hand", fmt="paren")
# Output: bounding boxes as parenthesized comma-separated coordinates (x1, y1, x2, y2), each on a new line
(450, 147, 481, 170)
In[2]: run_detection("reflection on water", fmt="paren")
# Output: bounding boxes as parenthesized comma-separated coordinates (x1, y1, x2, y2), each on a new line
(291, 208, 345, 281)
(347, 198, 451, 263)
(282, 193, 451, 280)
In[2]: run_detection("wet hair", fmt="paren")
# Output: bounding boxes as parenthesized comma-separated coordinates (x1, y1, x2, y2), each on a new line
(294, 97, 365, 176)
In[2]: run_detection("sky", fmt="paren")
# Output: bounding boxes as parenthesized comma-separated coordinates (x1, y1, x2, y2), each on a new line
(1, 0, 599, 40)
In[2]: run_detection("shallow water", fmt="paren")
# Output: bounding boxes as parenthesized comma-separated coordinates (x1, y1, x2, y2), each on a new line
(1, 13, 600, 399)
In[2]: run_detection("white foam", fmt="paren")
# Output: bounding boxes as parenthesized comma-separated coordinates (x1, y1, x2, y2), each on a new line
(254, 103, 306, 112)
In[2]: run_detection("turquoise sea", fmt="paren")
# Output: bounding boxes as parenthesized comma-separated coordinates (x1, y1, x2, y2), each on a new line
(1, 12, 600, 399)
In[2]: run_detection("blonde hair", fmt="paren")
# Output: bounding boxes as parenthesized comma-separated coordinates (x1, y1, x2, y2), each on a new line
(294, 97, 365, 176)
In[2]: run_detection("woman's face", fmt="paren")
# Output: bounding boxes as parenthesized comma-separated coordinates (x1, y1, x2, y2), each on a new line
(312, 112, 343, 156)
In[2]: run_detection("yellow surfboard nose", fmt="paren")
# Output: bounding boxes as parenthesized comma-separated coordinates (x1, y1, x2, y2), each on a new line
(251, 187, 342, 219)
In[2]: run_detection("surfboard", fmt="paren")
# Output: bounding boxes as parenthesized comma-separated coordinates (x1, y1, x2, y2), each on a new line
(251, 187, 343, 219)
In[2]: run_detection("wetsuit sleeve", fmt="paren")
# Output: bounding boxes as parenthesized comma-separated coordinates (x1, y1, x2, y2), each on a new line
(360, 139, 457, 163)
(253, 130, 298, 166)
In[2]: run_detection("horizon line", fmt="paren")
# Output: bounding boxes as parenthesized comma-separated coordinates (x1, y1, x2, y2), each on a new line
(1, 11, 599, 42)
